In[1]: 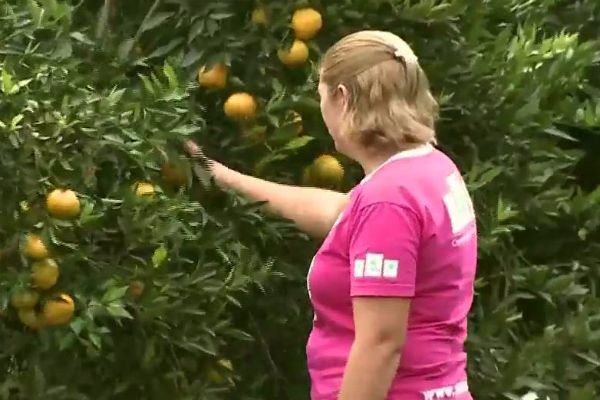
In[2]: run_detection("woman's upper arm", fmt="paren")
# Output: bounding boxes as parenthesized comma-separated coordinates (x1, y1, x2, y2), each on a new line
(348, 202, 421, 298)
(348, 201, 422, 345)
(316, 190, 350, 238)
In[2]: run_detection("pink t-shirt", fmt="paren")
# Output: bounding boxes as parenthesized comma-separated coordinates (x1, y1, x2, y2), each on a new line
(306, 144, 477, 400)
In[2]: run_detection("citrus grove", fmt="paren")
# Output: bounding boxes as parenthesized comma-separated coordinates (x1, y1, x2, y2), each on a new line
(1, 1, 600, 400)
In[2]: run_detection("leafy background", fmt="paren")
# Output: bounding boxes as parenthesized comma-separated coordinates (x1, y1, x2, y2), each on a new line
(0, 0, 599, 399)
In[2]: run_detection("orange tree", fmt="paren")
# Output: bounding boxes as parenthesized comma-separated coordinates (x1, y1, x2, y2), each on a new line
(1, 1, 600, 400)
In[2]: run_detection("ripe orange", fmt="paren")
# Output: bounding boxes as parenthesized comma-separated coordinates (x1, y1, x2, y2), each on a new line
(223, 92, 258, 120)
(31, 258, 59, 290)
(291, 8, 323, 40)
(127, 280, 145, 300)
(10, 289, 40, 309)
(42, 293, 75, 326)
(198, 63, 228, 89)
(301, 165, 314, 186)
(311, 154, 344, 188)
(161, 163, 187, 189)
(23, 233, 49, 260)
(18, 308, 45, 330)
(135, 182, 155, 197)
(278, 40, 309, 67)
(46, 189, 81, 219)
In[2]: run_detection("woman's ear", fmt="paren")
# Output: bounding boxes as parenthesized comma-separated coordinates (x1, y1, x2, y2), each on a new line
(337, 84, 350, 110)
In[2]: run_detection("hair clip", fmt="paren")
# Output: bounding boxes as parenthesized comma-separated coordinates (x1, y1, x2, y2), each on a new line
(394, 48, 418, 63)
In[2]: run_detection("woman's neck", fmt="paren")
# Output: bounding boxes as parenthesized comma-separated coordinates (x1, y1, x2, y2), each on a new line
(357, 142, 428, 175)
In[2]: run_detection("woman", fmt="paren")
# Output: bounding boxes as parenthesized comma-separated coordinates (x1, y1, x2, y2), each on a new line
(185, 30, 477, 400)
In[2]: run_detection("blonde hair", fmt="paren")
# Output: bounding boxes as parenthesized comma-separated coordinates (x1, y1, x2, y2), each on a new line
(320, 30, 438, 150)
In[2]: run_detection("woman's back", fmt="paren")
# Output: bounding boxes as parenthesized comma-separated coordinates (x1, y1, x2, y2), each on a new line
(307, 145, 476, 400)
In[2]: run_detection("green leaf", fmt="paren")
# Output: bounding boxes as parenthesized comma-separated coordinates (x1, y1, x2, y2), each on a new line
(70, 32, 94, 45)
(209, 12, 234, 20)
(146, 37, 184, 60)
(140, 12, 174, 33)
(515, 91, 540, 121)
(152, 245, 168, 268)
(106, 303, 133, 319)
(88, 333, 102, 349)
(58, 331, 76, 351)
(1, 69, 14, 95)
(27, 0, 44, 27)
(118, 38, 136, 61)
(139, 73, 156, 95)
(10, 114, 24, 130)
(69, 317, 86, 335)
(163, 63, 178, 90)
(544, 127, 577, 142)
(282, 135, 314, 151)
(101, 286, 130, 303)
(253, 153, 288, 176)
(106, 88, 126, 106)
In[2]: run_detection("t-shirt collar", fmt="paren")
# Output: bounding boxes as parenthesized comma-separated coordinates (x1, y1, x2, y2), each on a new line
(360, 143, 435, 184)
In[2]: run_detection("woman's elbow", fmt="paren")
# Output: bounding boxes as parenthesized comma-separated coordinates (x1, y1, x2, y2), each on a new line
(356, 330, 407, 354)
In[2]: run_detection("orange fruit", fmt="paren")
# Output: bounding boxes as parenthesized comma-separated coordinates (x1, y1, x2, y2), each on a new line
(278, 40, 309, 67)
(301, 165, 314, 186)
(198, 63, 228, 89)
(46, 189, 81, 219)
(135, 182, 155, 197)
(18, 308, 45, 330)
(291, 8, 323, 40)
(161, 163, 187, 189)
(10, 289, 40, 309)
(42, 293, 75, 326)
(311, 154, 344, 188)
(127, 280, 145, 299)
(23, 233, 49, 260)
(223, 92, 258, 120)
(31, 258, 59, 290)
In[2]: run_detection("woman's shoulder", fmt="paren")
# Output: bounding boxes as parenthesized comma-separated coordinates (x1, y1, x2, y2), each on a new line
(352, 148, 457, 212)
(350, 173, 419, 213)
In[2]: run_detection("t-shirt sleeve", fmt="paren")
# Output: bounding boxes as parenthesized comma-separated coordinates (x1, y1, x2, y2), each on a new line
(348, 202, 421, 298)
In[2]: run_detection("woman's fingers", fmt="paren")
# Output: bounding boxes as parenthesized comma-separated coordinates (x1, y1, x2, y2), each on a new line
(182, 139, 216, 186)
(183, 139, 202, 158)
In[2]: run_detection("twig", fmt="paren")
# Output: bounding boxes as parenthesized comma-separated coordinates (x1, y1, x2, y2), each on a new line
(247, 312, 288, 395)
(134, 0, 162, 43)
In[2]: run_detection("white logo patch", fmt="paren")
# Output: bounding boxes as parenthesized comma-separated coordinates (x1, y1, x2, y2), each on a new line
(421, 380, 469, 400)
(354, 255, 401, 279)
(383, 259, 399, 278)
(443, 172, 475, 234)
(353, 259, 365, 278)
(364, 253, 384, 277)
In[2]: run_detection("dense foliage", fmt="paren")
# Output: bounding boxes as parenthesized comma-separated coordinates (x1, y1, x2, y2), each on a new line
(0, 1, 599, 399)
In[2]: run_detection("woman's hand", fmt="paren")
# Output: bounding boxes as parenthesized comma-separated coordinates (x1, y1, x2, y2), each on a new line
(182, 139, 204, 160)
(183, 139, 214, 171)
(182, 139, 229, 185)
